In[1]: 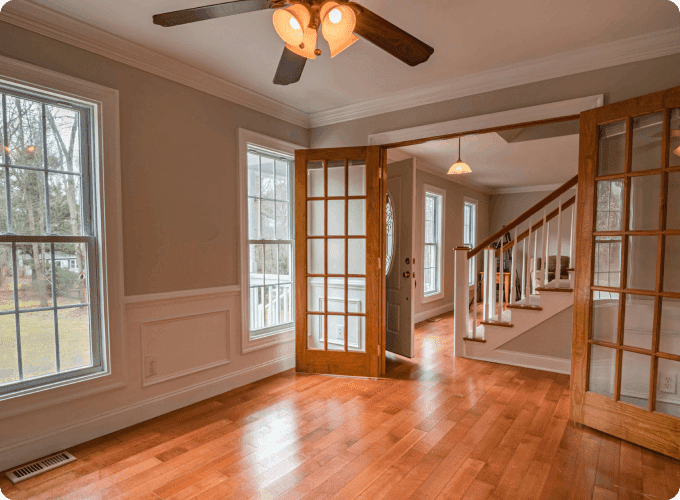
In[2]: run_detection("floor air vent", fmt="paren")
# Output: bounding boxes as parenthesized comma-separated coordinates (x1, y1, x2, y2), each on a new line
(5, 451, 76, 484)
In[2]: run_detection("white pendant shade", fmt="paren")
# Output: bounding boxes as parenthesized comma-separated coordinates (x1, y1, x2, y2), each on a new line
(448, 137, 472, 175)
(320, 2, 358, 58)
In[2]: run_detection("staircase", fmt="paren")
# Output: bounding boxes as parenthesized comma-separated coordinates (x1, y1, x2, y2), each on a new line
(453, 175, 578, 362)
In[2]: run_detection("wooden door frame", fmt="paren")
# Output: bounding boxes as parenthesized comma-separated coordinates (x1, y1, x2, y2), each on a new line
(570, 86, 680, 459)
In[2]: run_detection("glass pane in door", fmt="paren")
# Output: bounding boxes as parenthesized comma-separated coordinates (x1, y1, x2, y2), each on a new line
(631, 112, 663, 172)
(598, 121, 626, 176)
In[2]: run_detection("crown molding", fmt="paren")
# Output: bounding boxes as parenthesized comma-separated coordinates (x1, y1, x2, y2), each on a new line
(0, 0, 311, 129)
(309, 27, 680, 128)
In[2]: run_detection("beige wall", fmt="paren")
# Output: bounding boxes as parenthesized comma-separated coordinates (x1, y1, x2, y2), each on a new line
(0, 20, 310, 297)
(310, 53, 680, 149)
(413, 167, 490, 321)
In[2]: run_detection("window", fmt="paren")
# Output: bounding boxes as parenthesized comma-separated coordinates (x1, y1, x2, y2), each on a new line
(0, 84, 102, 395)
(464, 200, 477, 286)
(246, 146, 294, 339)
(423, 186, 445, 300)
(385, 193, 394, 276)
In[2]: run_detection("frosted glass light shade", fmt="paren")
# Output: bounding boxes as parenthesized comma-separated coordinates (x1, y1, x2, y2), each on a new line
(448, 161, 472, 175)
(320, 2, 358, 58)
(274, 4, 317, 59)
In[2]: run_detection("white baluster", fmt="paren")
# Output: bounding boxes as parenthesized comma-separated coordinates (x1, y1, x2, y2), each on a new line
(483, 249, 489, 322)
(525, 217, 532, 299)
(570, 191, 578, 274)
(454, 247, 468, 356)
(510, 227, 517, 305)
(541, 208, 548, 288)
(497, 237, 503, 322)
(487, 248, 495, 321)
(521, 235, 526, 302)
(556, 195, 563, 289)
(472, 260, 478, 339)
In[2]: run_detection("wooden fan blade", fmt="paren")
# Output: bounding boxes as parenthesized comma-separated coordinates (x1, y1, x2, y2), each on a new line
(153, 0, 271, 27)
(348, 3, 434, 67)
(273, 47, 307, 85)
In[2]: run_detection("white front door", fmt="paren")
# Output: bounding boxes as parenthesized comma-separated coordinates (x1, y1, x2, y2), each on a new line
(386, 158, 416, 358)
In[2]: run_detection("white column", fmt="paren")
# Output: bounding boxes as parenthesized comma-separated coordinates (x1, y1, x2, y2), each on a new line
(555, 195, 563, 289)
(570, 191, 578, 268)
(483, 249, 489, 322)
(541, 208, 548, 288)
(488, 248, 496, 321)
(497, 237, 503, 321)
(510, 227, 518, 305)
(472, 270, 478, 339)
(533, 223, 538, 295)
(454, 247, 469, 357)
(525, 217, 532, 299)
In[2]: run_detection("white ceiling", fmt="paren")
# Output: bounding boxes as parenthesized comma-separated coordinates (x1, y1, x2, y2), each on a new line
(398, 127, 580, 190)
(24, 0, 680, 115)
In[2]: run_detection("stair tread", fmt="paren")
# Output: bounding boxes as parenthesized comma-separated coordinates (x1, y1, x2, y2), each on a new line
(536, 287, 573, 293)
(481, 321, 514, 328)
(463, 337, 487, 343)
(507, 304, 543, 311)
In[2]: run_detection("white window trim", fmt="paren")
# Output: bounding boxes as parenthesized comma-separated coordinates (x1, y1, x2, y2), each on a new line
(0, 55, 125, 407)
(463, 197, 478, 288)
(422, 184, 445, 304)
(238, 129, 305, 354)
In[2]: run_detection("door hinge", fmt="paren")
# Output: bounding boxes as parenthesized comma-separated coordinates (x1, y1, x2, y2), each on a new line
(378, 258, 381, 268)
(377, 345, 381, 356)
(378, 167, 382, 179)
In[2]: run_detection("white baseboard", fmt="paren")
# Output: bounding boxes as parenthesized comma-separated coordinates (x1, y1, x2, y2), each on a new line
(0, 355, 295, 472)
(467, 349, 571, 375)
(414, 302, 454, 323)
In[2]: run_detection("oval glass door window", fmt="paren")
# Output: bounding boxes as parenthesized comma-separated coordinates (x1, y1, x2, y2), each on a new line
(386, 193, 395, 276)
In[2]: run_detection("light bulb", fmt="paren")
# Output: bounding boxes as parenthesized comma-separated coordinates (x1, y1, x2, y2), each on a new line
(329, 9, 342, 24)
(289, 17, 300, 30)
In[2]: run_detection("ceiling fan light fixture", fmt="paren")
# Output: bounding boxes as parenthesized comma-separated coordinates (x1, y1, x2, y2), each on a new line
(273, 4, 314, 54)
(320, 2, 358, 58)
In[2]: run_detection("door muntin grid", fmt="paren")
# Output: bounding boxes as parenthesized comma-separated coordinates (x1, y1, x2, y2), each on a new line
(306, 159, 367, 353)
(588, 109, 680, 416)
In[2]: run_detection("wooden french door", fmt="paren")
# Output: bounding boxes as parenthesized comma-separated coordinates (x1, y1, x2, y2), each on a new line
(571, 86, 680, 459)
(295, 147, 386, 377)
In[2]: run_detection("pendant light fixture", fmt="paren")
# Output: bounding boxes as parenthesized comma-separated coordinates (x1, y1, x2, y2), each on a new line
(448, 136, 472, 175)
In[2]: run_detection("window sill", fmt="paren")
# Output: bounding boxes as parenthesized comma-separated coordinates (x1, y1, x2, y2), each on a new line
(243, 326, 295, 354)
(422, 291, 444, 304)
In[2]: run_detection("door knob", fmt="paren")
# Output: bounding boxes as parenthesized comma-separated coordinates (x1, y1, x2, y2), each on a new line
(403, 271, 411, 278)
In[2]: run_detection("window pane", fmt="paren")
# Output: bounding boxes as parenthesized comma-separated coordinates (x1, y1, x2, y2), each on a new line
(308, 239, 324, 275)
(660, 297, 680, 356)
(54, 243, 88, 307)
(593, 237, 621, 287)
(623, 294, 654, 350)
(308, 277, 324, 312)
(278, 244, 292, 284)
(348, 239, 366, 275)
(596, 180, 623, 231)
(275, 201, 289, 240)
(327, 315, 345, 351)
(631, 112, 663, 172)
(656, 358, 680, 418)
(351, 277, 366, 314)
(348, 199, 366, 236)
(10, 168, 46, 235)
(629, 175, 660, 231)
(307, 161, 324, 198)
(348, 316, 365, 352)
(279, 283, 292, 324)
(327, 239, 345, 275)
(667, 172, 680, 230)
(250, 287, 264, 330)
(6, 96, 44, 169)
(16, 243, 52, 309)
(589, 344, 616, 398)
(0, 313, 19, 385)
(264, 244, 278, 285)
(307, 201, 324, 236)
(307, 314, 325, 350)
(327, 278, 345, 313)
(627, 236, 657, 291)
(591, 292, 619, 344)
(671, 109, 680, 169)
(247, 153, 260, 197)
(0, 243, 13, 312)
(248, 198, 260, 239)
(348, 160, 366, 196)
(264, 285, 277, 327)
(249, 244, 264, 287)
(45, 105, 81, 173)
(327, 160, 345, 197)
(49, 173, 82, 236)
(328, 200, 345, 236)
(620, 351, 650, 409)
(664, 236, 680, 293)
(424, 244, 434, 270)
(275, 160, 289, 201)
(20, 310, 56, 379)
(261, 156, 275, 200)
(598, 121, 626, 176)
(58, 306, 91, 372)
(424, 268, 435, 294)
(0, 170, 7, 233)
(261, 200, 275, 240)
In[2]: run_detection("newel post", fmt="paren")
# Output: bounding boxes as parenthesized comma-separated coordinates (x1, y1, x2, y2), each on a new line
(454, 247, 469, 358)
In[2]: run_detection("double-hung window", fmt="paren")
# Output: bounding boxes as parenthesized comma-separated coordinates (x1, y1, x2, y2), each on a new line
(423, 187, 444, 299)
(463, 200, 477, 286)
(0, 84, 102, 395)
(246, 146, 294, 338)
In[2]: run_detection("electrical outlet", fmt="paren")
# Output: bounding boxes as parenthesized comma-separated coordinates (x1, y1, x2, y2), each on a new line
(659, 372, 677, 394)
(145, 356, 157, 377)
(336, 325, 344, 342)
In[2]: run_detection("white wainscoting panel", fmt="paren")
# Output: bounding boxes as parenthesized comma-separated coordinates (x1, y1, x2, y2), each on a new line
(141, 309, 231, 387)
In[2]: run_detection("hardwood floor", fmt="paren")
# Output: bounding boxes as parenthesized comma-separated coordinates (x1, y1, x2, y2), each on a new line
(2, 312, 680, 500)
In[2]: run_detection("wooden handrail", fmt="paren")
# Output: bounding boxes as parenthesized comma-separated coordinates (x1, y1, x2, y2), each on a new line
(467, 174, 578, 259)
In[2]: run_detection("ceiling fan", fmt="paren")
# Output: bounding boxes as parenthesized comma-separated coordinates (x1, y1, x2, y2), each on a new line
(152, 0, 434, 85)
